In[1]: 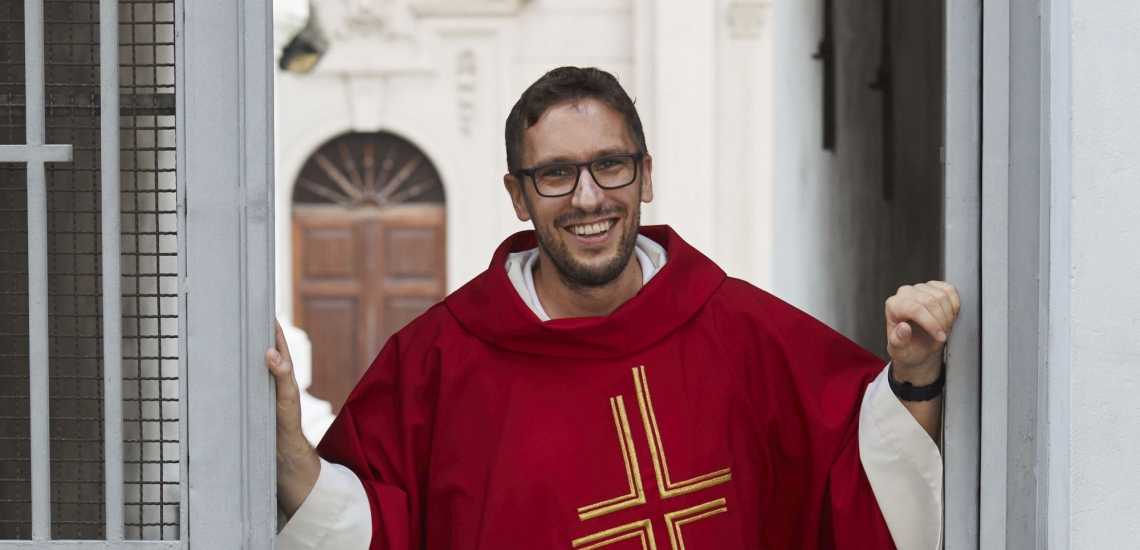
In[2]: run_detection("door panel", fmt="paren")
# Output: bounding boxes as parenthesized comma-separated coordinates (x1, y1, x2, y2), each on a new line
(294, 204, 445, 413)
(302, 297, 361, 408)
(302, 226, 362, 281)
(383, 226, 443, 280)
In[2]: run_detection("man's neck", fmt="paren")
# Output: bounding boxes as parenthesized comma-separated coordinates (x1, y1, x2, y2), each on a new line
(532, 251, 643, 319)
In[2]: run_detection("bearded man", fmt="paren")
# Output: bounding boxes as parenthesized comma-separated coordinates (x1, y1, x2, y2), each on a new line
(269, 67, 955, 549)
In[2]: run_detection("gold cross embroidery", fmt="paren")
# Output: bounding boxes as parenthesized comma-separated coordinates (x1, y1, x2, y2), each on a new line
(572, 366, 732, 549)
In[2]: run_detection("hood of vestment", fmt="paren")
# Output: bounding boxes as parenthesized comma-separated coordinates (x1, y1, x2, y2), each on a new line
(444, 225, 726, 359)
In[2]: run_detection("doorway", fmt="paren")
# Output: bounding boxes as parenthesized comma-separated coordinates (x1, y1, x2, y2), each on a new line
(291, 132, 446, 413)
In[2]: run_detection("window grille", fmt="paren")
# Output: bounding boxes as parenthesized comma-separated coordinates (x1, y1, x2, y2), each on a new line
(0, 167, 31, 542)
(43, 0, 108, 540)
(0, 0, 31, 539)
(118, 0, 178, 541)
(0, 0, 182, 545)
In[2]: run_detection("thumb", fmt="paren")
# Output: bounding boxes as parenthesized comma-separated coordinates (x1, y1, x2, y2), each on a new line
(888, 321, 912, 350)
(265, 348, 298, 399)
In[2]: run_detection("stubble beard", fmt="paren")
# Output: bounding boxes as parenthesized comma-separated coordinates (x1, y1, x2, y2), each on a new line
(530, 202, 641, 291)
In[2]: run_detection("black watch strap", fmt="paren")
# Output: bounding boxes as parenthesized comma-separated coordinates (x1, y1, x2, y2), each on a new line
(888, 362, 945, 402)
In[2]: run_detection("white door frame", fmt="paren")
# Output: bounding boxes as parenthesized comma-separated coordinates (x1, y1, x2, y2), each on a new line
(942, 0, 982, 547)
(943, 0, 1073, 547)
(181, 0, 277, 547)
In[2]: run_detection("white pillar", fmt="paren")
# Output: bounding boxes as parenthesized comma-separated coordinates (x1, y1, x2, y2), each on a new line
(715, 0, 773, 287)
(645, 0, 773, 288)
(650, 0, 718, 255)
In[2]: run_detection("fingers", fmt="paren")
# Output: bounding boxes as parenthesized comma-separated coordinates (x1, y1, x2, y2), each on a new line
(913, 283, 953, 332)
(886, 293, 947, 342)
(926, 280, 961, 316)
(892, 283, 960, 335)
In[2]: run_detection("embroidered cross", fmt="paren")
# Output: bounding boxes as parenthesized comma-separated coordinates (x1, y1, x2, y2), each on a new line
(573, 366, 732, 550)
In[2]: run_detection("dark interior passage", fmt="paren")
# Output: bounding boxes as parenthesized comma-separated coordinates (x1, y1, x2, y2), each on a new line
(773, 0, 944, 357)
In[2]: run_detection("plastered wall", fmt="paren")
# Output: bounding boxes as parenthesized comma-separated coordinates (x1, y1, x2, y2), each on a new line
(1068, 0, 1140, 544)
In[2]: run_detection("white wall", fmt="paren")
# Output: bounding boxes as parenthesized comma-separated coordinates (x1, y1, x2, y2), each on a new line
(1067, 0, 1140, 545)
(649, 0, 774, 286)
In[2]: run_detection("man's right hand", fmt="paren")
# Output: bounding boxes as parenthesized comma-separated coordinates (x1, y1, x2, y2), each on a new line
(267, 320, 321, 519)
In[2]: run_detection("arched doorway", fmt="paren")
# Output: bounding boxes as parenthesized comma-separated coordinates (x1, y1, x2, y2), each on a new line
(292, 132, 446, 413)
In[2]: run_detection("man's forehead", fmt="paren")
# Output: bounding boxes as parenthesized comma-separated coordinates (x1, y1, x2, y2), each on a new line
(523, 99, 633, 164)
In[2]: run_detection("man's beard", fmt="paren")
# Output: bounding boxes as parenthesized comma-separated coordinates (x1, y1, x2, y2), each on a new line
(531, 204, 641, 290)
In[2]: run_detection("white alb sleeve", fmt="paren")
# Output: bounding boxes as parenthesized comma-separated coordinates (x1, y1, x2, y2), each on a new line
(858, 364, 944, 550)
(277, 458, 372, 550)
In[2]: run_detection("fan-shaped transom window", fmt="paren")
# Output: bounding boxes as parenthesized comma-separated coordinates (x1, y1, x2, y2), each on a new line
(292, 132, 445, 207)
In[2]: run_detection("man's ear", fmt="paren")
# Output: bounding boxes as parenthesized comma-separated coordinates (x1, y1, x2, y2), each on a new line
(504, 173, 532, 222)
(639, 154, 654, 204)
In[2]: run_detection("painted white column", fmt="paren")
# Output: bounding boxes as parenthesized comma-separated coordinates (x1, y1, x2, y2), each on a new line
(650, 0, 717, 255)
(715, 0, 773, 288)
(630, 0, 658, 226)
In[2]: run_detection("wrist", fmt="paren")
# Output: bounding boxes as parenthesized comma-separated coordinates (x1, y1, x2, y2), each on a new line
(890, 358, 943, 386)
(277, 434, 319, 473)
(888, 361, 945, 402)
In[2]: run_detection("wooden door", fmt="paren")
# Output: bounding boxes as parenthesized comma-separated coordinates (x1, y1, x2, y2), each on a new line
(293, 205, 446, 412)
(290, 131, 447, 413)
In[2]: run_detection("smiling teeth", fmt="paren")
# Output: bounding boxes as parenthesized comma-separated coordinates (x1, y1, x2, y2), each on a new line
(571, 220, 615, 236)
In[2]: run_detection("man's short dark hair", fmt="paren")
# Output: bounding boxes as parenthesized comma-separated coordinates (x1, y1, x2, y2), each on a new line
(505, 67, 648, 175)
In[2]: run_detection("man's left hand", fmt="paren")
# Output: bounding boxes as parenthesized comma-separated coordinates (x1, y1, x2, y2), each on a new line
(885, 281, 961, 384)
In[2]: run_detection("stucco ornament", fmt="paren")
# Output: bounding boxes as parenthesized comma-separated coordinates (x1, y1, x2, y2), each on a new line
(456, 49, 477, 136)
(725, 0, 768, 40)
(321, 0, 417, 41)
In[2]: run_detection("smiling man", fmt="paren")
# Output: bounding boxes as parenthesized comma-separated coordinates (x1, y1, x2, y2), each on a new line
(270, 67, 955, 549)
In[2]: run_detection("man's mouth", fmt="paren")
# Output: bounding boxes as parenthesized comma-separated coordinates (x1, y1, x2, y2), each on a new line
(565, 219, 617, 237)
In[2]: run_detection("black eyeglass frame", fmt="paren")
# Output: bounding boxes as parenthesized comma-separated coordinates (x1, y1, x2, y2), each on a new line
(515, 152, 645, 198)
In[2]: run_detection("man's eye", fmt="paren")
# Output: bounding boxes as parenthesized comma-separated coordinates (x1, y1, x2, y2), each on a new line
(542, 168, 572, 178)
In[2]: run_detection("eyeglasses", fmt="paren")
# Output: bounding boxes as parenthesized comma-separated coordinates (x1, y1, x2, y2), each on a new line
(517, 153, 643, 198)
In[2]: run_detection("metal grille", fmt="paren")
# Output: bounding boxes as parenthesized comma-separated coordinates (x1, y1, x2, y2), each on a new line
(0, 0, 180, 542)
(0, 0, 24, 145)
(0, 167, 31, 542)
(0, 0, 31, 541)
(44, 0, 106, 539)
(119, 0, 178, 540)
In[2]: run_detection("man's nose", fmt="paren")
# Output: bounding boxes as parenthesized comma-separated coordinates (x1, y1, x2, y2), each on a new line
(570, 168, 605, 212)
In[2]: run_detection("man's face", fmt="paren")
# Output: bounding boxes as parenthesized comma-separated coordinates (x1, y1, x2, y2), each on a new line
(504, 99, 654, 288)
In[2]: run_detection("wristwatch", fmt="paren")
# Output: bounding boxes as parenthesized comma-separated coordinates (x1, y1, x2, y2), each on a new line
(888, 361, 945, 402)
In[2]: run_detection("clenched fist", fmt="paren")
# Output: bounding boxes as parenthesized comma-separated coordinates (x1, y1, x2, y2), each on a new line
(885, 281, 961, 385)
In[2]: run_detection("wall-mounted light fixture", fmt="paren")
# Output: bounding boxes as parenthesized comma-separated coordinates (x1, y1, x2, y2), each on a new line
(279, 2, 329, 74)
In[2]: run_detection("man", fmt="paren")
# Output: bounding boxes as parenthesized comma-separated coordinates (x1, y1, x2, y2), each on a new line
(270, 67, 955, 549)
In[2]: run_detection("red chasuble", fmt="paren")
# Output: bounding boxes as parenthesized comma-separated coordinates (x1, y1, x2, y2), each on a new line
(317, 225, 896, 549)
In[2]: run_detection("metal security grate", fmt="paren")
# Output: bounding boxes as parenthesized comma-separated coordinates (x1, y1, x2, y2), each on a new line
(44, 0, 107, 539)
(119, 0, 178, 540)
(0, 0, 31, 541)
(0, 0, 181, 544)
(0, 166, 31, 542)
(0, 0, 25, 146)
